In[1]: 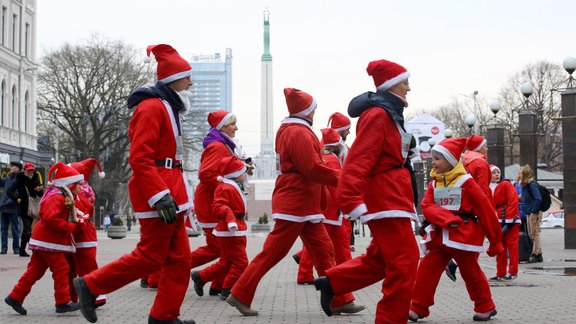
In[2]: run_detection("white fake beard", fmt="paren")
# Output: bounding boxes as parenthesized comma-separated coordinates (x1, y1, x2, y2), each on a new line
(177, 89, 193, 113)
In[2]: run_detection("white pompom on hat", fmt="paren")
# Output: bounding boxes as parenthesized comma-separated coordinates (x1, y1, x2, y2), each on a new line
(69, 158, 105, 181)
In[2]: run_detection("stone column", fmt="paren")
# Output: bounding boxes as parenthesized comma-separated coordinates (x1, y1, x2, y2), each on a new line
(561, 89, 576, 249)
(518, 109, 538, 179)
(487, 123, 506, 177)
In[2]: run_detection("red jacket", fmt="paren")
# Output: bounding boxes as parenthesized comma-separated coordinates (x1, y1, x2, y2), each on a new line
(420, 164, 503, 255)
(194, 141, 233, 227)
(212, 179, 248, 237)
(272, 118, 340, 222)
(462, 151, 494, 206)
(128, 98, 192, 218)
(492, 180, 521, 224)
(337, 107, 416, 223)
(322, 152, 344, 225)
(73, 190, 97, 248)
(29, 193, 77, 252)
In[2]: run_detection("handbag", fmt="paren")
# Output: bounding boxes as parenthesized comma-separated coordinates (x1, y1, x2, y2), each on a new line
(25, 185, 41, 220)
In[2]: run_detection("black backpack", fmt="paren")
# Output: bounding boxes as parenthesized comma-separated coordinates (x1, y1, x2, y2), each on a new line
(536, 183, 551, 212)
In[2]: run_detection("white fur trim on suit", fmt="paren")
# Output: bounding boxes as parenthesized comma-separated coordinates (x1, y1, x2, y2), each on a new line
(441, 228, 484, 252)
(360, 209, 417, 224)
(212, 229, 248, 237)
(159, 69, 192, 84)
(147, 189, 170, 208)
(197, 222, 218, 228)
(134, 202, 191, 219)
(281, 117, 313, 129)
(293, 98, 317, 118)
(272, 213, 325, 223)
(323, 213, 344, 226)
(348, 203, 368, 220)
(75, 241, 98, 248)
(376, 71, 411, 91)
(29, 238, 76, 253)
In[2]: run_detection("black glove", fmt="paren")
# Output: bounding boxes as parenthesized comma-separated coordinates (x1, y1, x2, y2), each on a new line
(155, 194, 178, 224)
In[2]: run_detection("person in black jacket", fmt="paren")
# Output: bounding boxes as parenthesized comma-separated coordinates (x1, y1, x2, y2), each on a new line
(7, 162, 44, 257)
(1, 162, 23, 254)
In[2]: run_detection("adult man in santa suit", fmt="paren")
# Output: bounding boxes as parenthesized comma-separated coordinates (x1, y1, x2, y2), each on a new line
(226, 88, 364, 316)
(74, 44, 195, 324)
(314, 59, 420, 324)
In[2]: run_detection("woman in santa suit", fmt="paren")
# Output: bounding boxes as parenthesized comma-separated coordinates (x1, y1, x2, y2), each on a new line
(409, 138, 503, 322)
(489, 165, 520, 281)
(190, 110, 252, 296)
(4, 162, 84, 315)
(191, 156, 249, 301)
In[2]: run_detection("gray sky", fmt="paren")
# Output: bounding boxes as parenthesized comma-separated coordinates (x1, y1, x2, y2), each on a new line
(38, 0, 576, 156)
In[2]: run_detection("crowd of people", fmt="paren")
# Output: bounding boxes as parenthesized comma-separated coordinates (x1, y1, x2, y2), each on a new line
(0, 44, 546, 324)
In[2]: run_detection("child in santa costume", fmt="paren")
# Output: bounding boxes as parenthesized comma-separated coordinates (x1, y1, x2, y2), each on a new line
(295, 128, 353, 285)
(314, 59, 420, 324)
(489, 165, 521, 281)
(191, 156, 249, 301)
(64, 158, 107, 307)
(226, 88, 363, 317)
(4, 162, 84, 315)
(73, 44, 195, 324)
(408, 138, 504, 322)
(191, 110, 250, 296)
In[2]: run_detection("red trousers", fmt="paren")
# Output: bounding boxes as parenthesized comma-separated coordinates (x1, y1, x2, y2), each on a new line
(200, 236, 248, 289)
(190, 227, 224, 290)
(231, 219, 354, 307)
(85, 215, 191, 321)
(67, 247, 105, 302)
(326, 218, 419, 324)
(297, 222, 352, 282)
(411, 236, 495, 317)
(10, 250, 72, 305)
(496, 225, 519, 277)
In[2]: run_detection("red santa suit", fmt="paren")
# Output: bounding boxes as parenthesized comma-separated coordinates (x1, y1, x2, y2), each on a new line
(462, 134, 494, 206)
(198, 157, 248, 293)
(297, 129, 352, 283)
(230, 88, 355, 313)
(410, 139, 503, 320)
(490, 165, 520, 278)
(8, 162, 83, 307)
(82, 44, 193, 322)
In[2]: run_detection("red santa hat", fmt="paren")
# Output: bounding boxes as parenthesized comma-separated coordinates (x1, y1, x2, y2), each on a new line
(367, 59, 410, 91)
(490, 164, 501, 173)
(466, 134, 487, 152)
(284, 88, 317, 118)
(48, 162, 84, 188)
(431, 138, 467, 167)
(146, 44, 192, 84)
(327, 112, 351, 132)
(321, 128, 342, 146)
(69, 158, 105, 181)
(208, 110, 235, 130)
(217, 156, 247, 181)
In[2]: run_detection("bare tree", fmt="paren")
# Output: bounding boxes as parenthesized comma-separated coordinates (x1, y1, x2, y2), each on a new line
(36, 34, 153, 215)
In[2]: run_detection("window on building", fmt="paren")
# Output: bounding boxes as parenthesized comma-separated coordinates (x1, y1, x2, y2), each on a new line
(24, 91, 29, 132)
(0, 80, 4, 126)
(25, 23, 29, 57)
(12, 85, 17, 129)
(12, 13, 17, 52)
(1, 7, 6, 46)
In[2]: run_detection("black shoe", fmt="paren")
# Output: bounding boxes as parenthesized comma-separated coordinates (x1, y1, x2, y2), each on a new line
(19, 250, 30, 257)
(55, 301, 81, 313)
(537, 254, 543, 262)
(148, 315, 196, 324)
(5, 296, 27, 315)
(292, 254, 300, 265)
(528, 254, 538, 263)
(1, 249, 7, 254)
(313, 276, 334, 317)
(219, 288, 231, 301)
(445, 260, 458, 282)
(208, 288, 222, 296)
(140, 279, 149, 288)
(489, 276, 504, 282)
(190, 271, 205, 297)
(13, 250, 19, 255)
(473, 309, 497, 321)
(297, 281, 315, 285)
(73, 277, 97, 323)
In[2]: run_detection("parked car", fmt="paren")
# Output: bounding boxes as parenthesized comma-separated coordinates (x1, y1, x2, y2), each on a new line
(541, 210, 564, 228)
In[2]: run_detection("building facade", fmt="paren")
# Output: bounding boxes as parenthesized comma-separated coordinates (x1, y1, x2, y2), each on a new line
(0, 0, 41, 167)
(181, 49, 233, 188)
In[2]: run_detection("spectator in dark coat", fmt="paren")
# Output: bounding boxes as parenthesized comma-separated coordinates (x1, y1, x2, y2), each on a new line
(1, 162, 23, 254)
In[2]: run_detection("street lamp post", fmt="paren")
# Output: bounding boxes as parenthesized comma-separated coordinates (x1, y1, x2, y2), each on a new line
(486, 100, 506, 177)
(518, 82, 538, 179)
(560, 56, 576, 249)
(465, 114, 476, 135)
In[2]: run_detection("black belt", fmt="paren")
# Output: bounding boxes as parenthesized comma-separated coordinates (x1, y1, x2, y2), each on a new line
(155, 158, 182, 170)
(455, 213, 477, 223)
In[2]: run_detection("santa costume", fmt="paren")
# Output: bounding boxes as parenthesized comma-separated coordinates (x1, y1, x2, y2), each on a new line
(489, 165, 521, 279)
(296, 128, 353, 284)
(228, 88, 361, 316)
(192, 156, 249, 300)
(317, 59, 420, 324)
(190, 109, 243, 294)
(462, 134, 494, 205)
(75, 44, 193, 323)
(5, 162, 84, 315)
(409, 138, 503, 322)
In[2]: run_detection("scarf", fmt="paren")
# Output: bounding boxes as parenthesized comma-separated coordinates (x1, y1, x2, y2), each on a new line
(202, 128, 237, 150)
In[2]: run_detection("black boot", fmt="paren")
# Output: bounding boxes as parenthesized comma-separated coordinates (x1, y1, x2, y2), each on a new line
(219, 288, 231, 301)
(190, 271, 205, 297)
(19, 234, 30, 257)
(208, 288, 221, 296)
(5, 296, 27, 315)
(73, 277, 97, 323)
(537, 253, 543, 262)
(314, 276, 334, 316)
(148, 315, 196, 324)
(528, 254, 538, 263)
(55, 301, 81, 313)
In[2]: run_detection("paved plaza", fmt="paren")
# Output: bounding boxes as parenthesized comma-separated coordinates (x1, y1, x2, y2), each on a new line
(1, 223, 575, 323)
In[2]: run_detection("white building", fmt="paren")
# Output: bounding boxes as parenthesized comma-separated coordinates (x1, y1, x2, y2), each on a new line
(0, 0, 39, 166)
